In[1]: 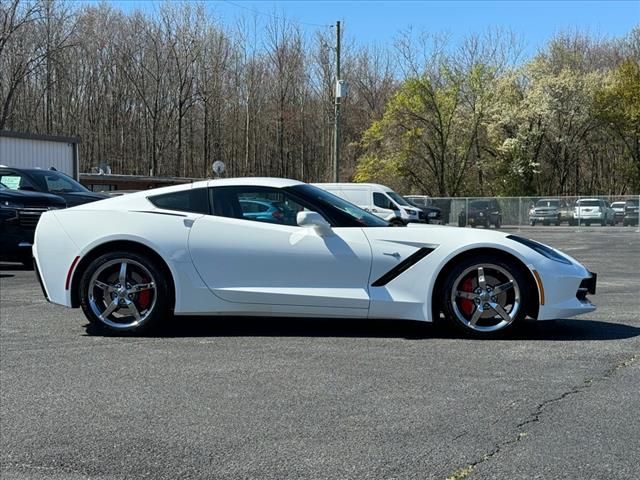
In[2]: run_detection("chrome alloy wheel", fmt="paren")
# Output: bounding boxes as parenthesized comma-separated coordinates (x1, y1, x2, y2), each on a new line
(450, 263, 521, 333)
(87, 258, 157, 329)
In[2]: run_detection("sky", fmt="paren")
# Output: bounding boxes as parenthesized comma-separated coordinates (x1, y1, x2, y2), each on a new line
(101, 0, 638, 57)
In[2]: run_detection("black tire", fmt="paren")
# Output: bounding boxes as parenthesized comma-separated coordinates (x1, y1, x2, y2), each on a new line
(555, 216, 561, 226)
(439, 253, 533, 338)
(494, 217, 501, 229)
(79, 250, 171, 335)
(530, 220, 536, 226)
(585, 221, 591, 226)
(20, 256, 34, 270)
(458, 218, 466, 227)
(483, 218, 490, 228)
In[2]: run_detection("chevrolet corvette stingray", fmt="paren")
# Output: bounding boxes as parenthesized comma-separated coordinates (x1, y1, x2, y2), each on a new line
(33, 178, 597, 337)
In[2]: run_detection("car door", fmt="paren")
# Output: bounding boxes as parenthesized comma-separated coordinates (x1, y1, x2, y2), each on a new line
(188, 185, 372, 313)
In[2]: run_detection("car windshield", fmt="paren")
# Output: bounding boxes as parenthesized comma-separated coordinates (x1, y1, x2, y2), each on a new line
(627, 199, 639, 207)
(536, 200, 560, 208)
(612, 202, 625, 208)
(470, 200, 489, 209)
(386, 191, 411, 207)
(576, 200, 601, 207)
(289, 184, 390, 227)
(28, 170, 88, 194)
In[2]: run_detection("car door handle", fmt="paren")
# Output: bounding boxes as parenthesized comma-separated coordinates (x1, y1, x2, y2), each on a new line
(371, 208, 379, 213)
(383, 252, 401, 259)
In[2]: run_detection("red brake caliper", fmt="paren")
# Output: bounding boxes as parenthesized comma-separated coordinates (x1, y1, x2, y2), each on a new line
(137, 277, 151, 309)
(459, 277, 475, 316)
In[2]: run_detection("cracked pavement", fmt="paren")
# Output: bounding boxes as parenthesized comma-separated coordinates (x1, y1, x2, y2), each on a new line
(1, 228, 639, 479)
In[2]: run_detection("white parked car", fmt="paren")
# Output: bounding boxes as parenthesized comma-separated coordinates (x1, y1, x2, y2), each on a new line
(314, 183, 422, 226)
(574, 198, 615, 226)
(33, 178, 597, 338)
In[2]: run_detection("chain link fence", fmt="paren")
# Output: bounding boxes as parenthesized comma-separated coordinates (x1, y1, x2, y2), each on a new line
(424, 195, 640, 231)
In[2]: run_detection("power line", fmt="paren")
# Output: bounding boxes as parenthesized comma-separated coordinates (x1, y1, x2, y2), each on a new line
(221, 0, 333, 28)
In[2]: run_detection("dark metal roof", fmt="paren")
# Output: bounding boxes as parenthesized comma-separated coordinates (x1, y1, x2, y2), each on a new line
(0, 130, 81, 144)
(80, 173, 204, 184)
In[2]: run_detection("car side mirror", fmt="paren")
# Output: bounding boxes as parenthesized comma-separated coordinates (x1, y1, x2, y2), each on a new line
(297, 211, 332, 236)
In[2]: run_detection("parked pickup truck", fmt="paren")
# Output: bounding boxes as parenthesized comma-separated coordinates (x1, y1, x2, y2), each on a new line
(529, 199, 573, 226)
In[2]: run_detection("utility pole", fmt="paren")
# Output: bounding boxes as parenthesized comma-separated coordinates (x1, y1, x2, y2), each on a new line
(333, 20, 341, 182)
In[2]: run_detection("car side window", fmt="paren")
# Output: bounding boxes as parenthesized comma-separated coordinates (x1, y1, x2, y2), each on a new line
(373, 192, 393, 210)
(0, 173, 24, 190)
(148, 188, 209, 214)
(211, 186, 320, 227)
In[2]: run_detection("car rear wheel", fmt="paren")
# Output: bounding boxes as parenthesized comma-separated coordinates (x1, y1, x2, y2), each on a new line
(79, 251, 171, 334)
(440, 254, 532, 338)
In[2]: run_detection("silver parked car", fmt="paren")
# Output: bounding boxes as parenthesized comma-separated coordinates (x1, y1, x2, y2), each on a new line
(611, 201, 626, 224)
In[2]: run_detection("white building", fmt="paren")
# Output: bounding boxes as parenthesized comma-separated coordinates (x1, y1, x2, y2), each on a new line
(0, 130, 80, 179)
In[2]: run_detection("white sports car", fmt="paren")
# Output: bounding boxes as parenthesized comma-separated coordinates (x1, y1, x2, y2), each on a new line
(33, 178, 597, 337)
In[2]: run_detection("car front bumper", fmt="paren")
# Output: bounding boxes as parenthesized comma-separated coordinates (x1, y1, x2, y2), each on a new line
(536, 267, 597, 320)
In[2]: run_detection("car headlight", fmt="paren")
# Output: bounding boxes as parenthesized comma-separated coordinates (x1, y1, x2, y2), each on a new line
(0, 200, 24, 209)
(478, 212, 484, 217)
(507, 235, 572, 265)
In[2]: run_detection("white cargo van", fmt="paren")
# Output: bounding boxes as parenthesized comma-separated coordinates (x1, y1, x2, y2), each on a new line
(313, 183, 422, 225)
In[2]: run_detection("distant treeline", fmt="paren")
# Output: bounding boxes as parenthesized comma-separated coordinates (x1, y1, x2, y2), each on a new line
(1, 0, 638, 195)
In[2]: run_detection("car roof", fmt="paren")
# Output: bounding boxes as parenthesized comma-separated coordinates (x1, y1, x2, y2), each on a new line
(208, 177, 303, 188)
(67, 177, 306, 210)
(314, 182, 393, 191)
(0, 167, 55, 173)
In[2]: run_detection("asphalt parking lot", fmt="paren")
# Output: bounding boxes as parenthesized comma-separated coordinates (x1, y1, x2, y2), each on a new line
(1, 227, 639, 480)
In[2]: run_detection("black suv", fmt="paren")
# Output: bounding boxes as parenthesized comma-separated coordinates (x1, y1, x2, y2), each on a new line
(623, 199, 639, 226)
(458, 199, 502, 228)
(0, 182, 66, 265)
(403, 196, 443, 224)
(0, 167, 106, 207)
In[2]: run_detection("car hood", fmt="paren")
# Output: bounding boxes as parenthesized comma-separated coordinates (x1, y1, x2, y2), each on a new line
(0, 188, 66, 207)
(57, 191, 108, 207)
(364, 223, 582, 269)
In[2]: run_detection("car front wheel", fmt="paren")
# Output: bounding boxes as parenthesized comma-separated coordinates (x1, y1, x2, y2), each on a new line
(440, 254, 532, 338)
(79, 251, 171, 334)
